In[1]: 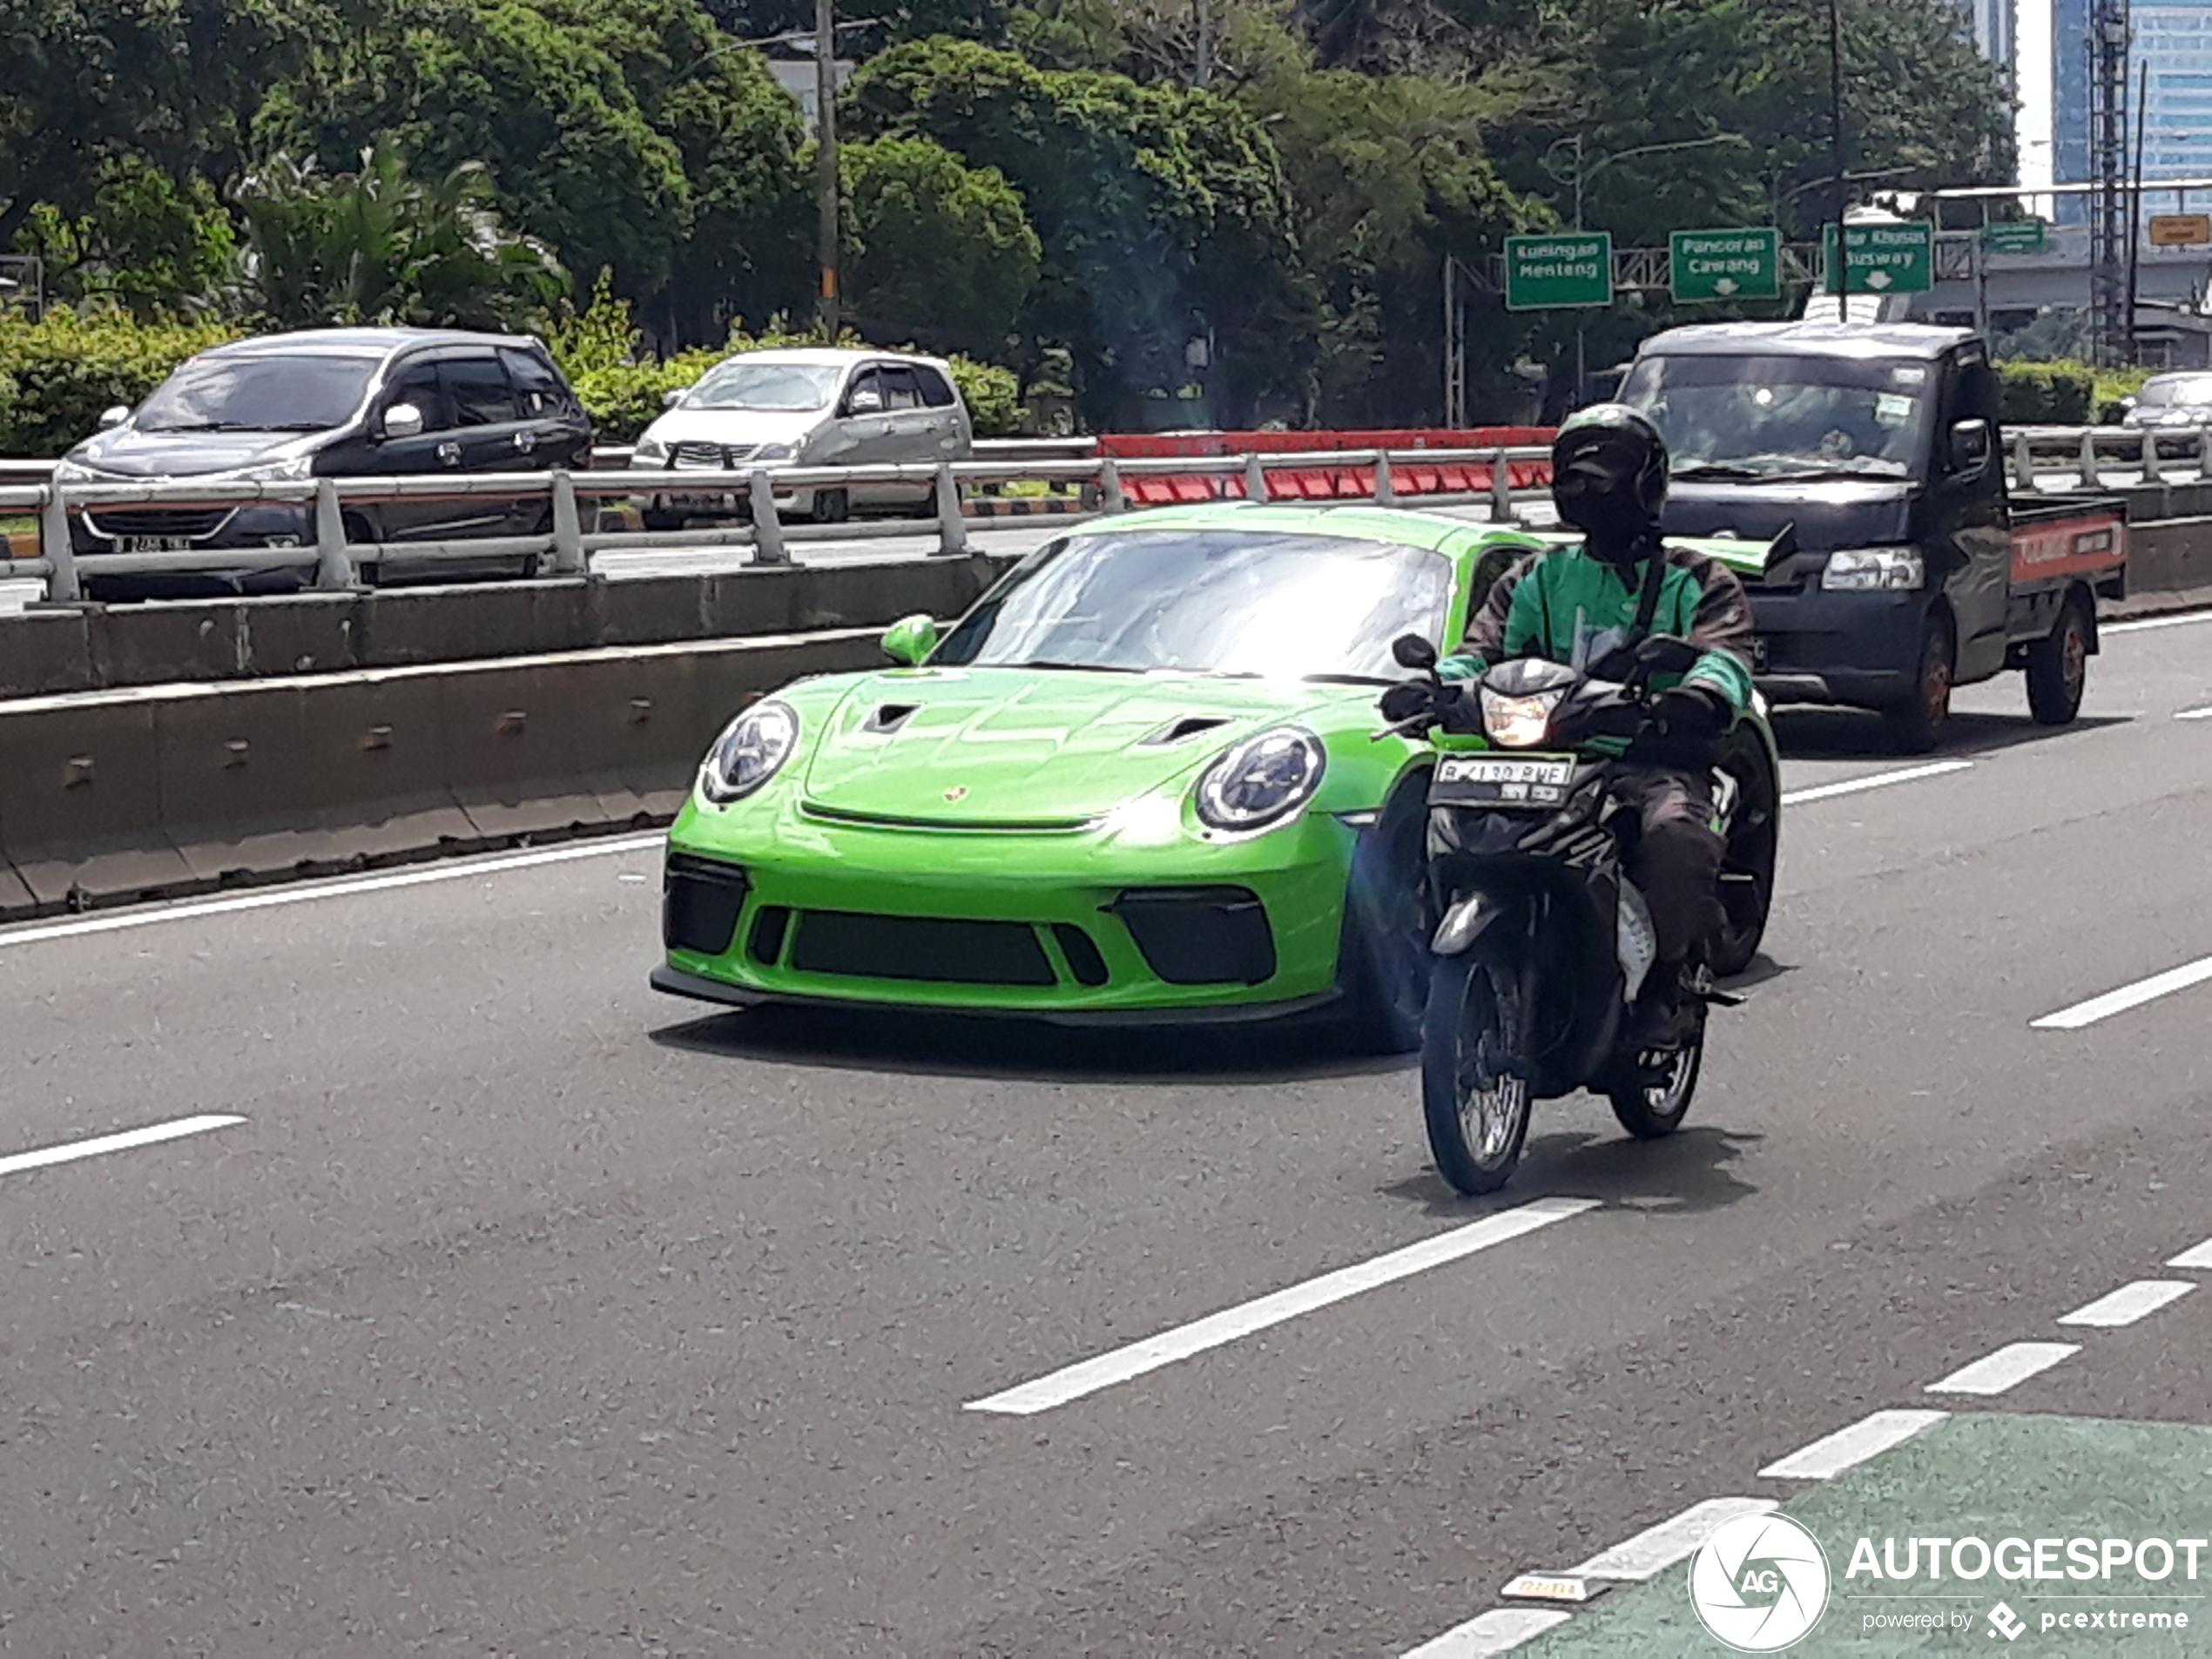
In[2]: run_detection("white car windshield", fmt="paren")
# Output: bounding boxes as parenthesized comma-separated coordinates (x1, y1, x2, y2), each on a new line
(931, 529, 1455, 683)
(682, 362, 843, 412)
(2136, 377, 2212, 408)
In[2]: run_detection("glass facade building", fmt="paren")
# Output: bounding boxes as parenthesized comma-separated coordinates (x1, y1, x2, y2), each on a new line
(2050, 0, 2212, 220)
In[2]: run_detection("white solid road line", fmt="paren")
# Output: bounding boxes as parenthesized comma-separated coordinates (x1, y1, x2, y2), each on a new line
(1568, 1495, 1777, 1581)
(2177, 705, 2212, 720)
(1757, 1409, 1951, 1480)
(1925, 1341, 2080, 1396)
(2059, 1279, 2198, 1327)
(1401, 1607, 1572, 1658)
(965, 1196, 1599, 1415)
(1778, 760, 1974, 807)
(2168, 1238, 2212, 1271)
(2105, 610, 2212, 635)
(0, 1114, 246, 1179)
(2032, 953, 2212, 1029)
(0, 833, 665, 950)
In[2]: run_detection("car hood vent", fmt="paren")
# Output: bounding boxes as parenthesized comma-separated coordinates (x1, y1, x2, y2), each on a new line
(865, 702, 921, 732)
(1140, 715, 1233, 746)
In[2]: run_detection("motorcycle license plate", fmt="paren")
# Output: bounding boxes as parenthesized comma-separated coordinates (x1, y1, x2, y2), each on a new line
(1427, 753, 1575, 807)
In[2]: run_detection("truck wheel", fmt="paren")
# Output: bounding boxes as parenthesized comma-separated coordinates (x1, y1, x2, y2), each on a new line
(1883, 612, 1953, 754)
(2026, 597, 2090, 725)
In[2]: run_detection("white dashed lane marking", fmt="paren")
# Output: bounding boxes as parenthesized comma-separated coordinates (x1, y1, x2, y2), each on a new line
(1757, 1409, 1951, 1480)
(2059, 1279, 2198, 1327)
(1778, 760, 1973, 807)
(0, 1114, 246, 1179)
(1925, 1341, 2081, 1396)
(1401, 1607, 1572, 1657)
(2033, 954, 2212, 1029)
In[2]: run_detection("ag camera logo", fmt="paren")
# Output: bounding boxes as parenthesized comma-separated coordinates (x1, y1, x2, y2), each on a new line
(1689, 1512, 1831, 1651)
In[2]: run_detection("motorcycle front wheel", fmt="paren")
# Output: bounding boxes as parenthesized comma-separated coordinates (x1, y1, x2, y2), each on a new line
(1421, 941, 1533, 1196)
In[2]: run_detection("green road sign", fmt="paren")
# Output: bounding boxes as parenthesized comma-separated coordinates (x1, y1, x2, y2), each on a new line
(1669, 227, 1782, 302)
(1983, 219, 2049, 253)
(1505, 233, 1613, 310)
(1822, 220, 1934, 293)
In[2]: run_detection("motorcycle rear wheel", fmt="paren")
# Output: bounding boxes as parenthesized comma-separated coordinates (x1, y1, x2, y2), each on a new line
(1421, 941, 1533, 1195)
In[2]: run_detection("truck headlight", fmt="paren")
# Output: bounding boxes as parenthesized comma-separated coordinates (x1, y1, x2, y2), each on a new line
(1194, 725, 1325, 833)
(1821, 546, 1925, 591)
(700, 700, 799, 803)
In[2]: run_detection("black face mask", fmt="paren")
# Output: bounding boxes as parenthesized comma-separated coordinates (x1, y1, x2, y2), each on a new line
(1554, 456, 1656, 558)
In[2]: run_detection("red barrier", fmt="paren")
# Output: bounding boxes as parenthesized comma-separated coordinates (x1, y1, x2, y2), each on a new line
(1099, 428, 1555, 507)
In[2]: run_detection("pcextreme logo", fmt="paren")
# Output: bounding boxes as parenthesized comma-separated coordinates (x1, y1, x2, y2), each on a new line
(1687, 1512, 1832, 1651)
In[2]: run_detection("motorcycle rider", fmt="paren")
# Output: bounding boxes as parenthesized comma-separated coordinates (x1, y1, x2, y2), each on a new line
(1385, 403, 1757, 1048)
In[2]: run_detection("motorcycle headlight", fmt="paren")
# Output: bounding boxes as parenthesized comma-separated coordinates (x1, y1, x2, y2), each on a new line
(1821, 546, 1925, 591)
(1194, 725, 1325, 833)
(699, 699, 799, 803)
(1480, 686, 1568, 748)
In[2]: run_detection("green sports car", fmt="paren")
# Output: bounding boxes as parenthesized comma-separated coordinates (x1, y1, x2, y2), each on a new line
(649, 502, 1776, 1048)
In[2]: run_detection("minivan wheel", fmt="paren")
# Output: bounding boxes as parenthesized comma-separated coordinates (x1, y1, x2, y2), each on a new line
(809, 488, 850, 525)
(642, 509, 686, 532)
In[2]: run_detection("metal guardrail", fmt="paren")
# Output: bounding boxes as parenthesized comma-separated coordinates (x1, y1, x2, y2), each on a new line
(0, 444, 1548, 602)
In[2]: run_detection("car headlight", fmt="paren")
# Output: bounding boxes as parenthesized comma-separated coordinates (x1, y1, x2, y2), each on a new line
(1821, 546, 1925, 591)
(699, 699, 800, 803)
(51, 456, 102, 484)
(1480, 686, 1568, 748)
(635, 435, 669, 462)
(226, 455, 317, 483)
(1194, 725, 1325, 833)
(750, 442, 798, 463)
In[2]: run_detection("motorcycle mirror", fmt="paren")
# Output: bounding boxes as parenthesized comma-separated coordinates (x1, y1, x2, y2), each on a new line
(1392, 634, 1439, 671)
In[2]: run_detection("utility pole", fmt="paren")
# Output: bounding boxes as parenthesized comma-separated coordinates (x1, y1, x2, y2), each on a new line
(1829, 0, 1850, 311)
(2127, 57, 2148, 364)
(814, 0, 840, 339)
(1442, 256, 1466, 428)
(2091, 0, 2132, 364)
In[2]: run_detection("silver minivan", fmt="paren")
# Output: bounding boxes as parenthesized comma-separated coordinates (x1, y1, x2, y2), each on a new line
(630, 347, 974, 528)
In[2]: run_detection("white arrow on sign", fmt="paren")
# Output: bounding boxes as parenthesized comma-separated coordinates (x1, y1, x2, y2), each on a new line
(1714, 277, 1739, 295)
(1865, 270, 1893, 290)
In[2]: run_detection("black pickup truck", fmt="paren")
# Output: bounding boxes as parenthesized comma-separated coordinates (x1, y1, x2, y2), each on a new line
(1618, 321, 2128, 751)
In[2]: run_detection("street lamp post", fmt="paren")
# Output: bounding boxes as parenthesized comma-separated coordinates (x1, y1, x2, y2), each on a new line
(1828, 0, 1850, 310)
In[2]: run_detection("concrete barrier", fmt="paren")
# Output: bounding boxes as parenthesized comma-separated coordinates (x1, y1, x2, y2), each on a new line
(0, 627, 895, 920)
(0, 554, 1012, 699)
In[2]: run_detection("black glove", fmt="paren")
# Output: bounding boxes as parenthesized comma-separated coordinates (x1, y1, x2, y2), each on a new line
(1649, 682, 1730, 741)
(1380, 681, 1440, 724)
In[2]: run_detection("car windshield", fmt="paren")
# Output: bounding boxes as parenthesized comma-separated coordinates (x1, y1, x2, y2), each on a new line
(1620, 352, 1932, 479)
(2136, 376, 2212, 408)
(132, 353, 381, 433)
(682, 361, 842, 412)
(930, 529, 1455, 683)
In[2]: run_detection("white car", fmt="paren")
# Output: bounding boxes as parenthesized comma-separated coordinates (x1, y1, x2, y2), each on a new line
(630, 347, 974, 529)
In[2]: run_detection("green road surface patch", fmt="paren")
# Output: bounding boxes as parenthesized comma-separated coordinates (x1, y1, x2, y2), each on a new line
(1519, 1413, 2212, 1654)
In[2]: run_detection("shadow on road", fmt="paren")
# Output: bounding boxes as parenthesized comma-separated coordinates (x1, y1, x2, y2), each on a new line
(1379, 1124, 1763, 1218)
(649, 1002, 1416, 1085)
(1773, 708, 2128, 760)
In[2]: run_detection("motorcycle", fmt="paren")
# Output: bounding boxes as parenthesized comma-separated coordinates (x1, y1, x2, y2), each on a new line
(1379, 631, 1782, 1196)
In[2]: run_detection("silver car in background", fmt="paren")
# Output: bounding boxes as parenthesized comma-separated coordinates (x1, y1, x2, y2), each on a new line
(629, 347, 973, 529)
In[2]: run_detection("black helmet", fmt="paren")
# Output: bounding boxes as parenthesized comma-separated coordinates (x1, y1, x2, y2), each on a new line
(1550, 402, 1669, 550)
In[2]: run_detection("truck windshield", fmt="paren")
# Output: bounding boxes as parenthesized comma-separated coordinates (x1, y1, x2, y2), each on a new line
(1619, 354, 1931, 480)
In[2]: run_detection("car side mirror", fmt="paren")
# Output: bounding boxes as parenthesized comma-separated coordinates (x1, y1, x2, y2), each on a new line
(382, 402, 427, 441)
(880, 612, 939, 666)
(662, 388, 687, 409)
(2121, 395, 2139, 413)
(846, 388, 884, 416)
(1392, 634, 1439, 672)
(1949, 417, 1991, 473)
(98, 405, 130, 431)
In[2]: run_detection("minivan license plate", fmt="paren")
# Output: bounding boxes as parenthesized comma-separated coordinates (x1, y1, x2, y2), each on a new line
(118, 535, 194, 553)
(1428, 753, 1575, 807)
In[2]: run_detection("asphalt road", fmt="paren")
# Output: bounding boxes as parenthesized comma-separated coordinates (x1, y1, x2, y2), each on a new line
(3, 612, 2212, 1656)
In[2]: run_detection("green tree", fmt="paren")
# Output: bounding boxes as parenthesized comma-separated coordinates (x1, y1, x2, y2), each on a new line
(839, 137, 1042, 353)
(235, 147, 567, 329)
(19, 159, 239, 316)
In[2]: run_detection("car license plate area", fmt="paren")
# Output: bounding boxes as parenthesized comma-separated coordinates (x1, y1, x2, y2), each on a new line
(117, 535, 197, 553)
(1427, 754, 1575, 808)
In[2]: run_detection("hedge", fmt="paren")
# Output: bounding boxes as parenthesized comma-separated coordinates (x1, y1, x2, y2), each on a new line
(0, 303, 1024, 456)
(1994, 360, 2093, 426)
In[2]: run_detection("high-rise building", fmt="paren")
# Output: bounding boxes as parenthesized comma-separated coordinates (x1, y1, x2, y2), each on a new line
(1966, 0, 2019, 66)
(2049, 0, 2212, 208)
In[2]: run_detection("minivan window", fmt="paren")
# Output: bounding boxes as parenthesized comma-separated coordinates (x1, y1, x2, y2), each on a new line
(502, 348, 574, 417)
(916, 368, 957, 409)
(442, 356, 520, 426)
(383, 361, 453, 431)
(875, 366, 923, 410)
(683, 361, 842, 412)
(135, 353, 381, 434)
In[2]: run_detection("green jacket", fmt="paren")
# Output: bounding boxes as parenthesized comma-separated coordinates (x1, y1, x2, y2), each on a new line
(1441, 539, 1757, 712)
